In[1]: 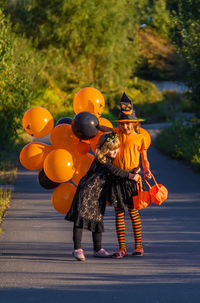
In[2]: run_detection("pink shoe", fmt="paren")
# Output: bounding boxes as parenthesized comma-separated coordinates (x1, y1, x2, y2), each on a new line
(73, 248, 86, 261)
(93, 248, 111, 258)
(112, 249, 127, 259)
(132, 248, 144, 257)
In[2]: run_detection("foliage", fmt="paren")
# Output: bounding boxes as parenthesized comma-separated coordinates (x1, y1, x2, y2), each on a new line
(37, 77, 165, 123)
(155, 119, 200, 171)
(104, 78, 161, 107)
(150, 0, 173, 38)
(171, 0, 200, 102)
(0, 9, 38, 146)
(0, 0, 199, 133)
(136, 28, 183, 80)
(5, 0, 143, 91)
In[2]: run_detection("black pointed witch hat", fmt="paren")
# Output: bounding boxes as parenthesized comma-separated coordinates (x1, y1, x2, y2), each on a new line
(118, 92, 145, 122)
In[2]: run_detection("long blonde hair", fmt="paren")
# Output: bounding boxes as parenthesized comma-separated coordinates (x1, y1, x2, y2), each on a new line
(95, 132, 120, 164)
(134, 121, 141, 134)
(119, 121, 141, 134)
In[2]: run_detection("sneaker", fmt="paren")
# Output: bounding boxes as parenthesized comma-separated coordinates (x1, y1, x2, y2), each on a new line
(112, 249, 127, 259)
(93, 248, 111, 258)
(132, 248, 144, 257)
(73, 248, 86, 261)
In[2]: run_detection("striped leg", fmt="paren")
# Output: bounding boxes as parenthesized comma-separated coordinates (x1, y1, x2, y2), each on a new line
(114, 207, 126, 252)
(128, 207, 142, 249)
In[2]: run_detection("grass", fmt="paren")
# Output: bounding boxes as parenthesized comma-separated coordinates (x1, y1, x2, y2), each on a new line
(0, 130, 32, 233)
(0, 152, 18, 185)
(0, 188, 12, 233)
(0, 150, 17, 233)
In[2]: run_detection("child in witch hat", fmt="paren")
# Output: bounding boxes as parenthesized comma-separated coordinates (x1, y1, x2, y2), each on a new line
(109, 92, 152, 258)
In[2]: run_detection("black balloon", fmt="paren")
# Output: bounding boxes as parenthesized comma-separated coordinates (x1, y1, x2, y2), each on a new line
(72, 111, 99, 140)
(38, 169, 60, 190)
(56, 117, 73, 126)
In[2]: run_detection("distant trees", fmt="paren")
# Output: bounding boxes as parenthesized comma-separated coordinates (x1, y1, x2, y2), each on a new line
(4, 0, 200, 101)
(0, 0, 200, 148)
(2, 0, 177, 93)
(151, 0, 173, 37)
(5, 0, 144, 91)
(171, 0, 200, 102)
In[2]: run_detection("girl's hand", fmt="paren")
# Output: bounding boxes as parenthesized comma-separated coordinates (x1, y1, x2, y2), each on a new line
(133, 174, 141, 183)
(129, 173, 140, 183)
(144, 169, 152, 179)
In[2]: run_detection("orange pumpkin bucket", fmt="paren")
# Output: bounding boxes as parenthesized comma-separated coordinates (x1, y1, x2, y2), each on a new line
(145, 174, 168, 205)
(133, 177, 151, 210)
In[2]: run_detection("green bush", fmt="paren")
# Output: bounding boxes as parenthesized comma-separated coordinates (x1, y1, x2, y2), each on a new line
(35, 77, 168, 124)
(155, 119, 200, 171)
(0, 10, 39, 147)
(102, 78, 166, 123)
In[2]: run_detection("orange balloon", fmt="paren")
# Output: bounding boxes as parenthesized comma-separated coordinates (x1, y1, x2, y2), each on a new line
(73, 87, 105, 117)
(74, 140, 90, 155)
(50, 124, 76, 150)
(89, 131, 103, 154)
(44, 149, 75, 183)
(52, 182, 77, 214)
(139, 128, 151, 149)
(43, 144, 54, 158)
(72, 153, 94, 186)
(22, 107, 54, 137)
(20, 142, 52, 170)
(99, 117, 113, 129)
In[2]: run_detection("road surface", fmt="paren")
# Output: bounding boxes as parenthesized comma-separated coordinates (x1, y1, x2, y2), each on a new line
(0, 125, 200, 303)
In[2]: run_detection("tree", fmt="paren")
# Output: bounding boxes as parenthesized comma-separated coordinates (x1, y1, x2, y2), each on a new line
(172, 0, 200, 101)
(151, 0, 173, 38)
(4, 0, 142, 91)
(0, 9, 35, 146)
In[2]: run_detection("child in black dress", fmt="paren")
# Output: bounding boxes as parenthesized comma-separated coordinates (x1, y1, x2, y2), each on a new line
(65, 131, 140, 261)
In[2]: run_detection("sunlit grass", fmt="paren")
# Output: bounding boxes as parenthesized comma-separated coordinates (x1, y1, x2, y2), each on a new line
(0, 188, 12, 233)
(0, 169, 18, 185)
(0, 151, 18, 185)
(0, 130, 32, 232)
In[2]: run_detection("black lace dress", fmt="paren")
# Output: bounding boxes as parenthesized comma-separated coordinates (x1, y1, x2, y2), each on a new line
(65, 157, 130, 232)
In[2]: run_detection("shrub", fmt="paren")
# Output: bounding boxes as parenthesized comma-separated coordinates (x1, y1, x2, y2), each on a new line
(0, 10, 37, 147)
(155, 119, 200, 171)
(103, 78, 165, 123)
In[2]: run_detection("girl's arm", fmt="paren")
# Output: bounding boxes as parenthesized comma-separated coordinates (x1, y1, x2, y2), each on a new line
(104, 161, 136, 180)
(141, 149, 152, 179)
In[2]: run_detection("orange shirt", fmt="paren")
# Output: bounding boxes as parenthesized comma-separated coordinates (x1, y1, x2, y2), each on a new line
(113, 129, 147, 170)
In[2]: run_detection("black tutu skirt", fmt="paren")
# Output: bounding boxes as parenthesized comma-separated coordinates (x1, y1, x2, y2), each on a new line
(108, 177, 137, 209)
(108, 173, 147, 210)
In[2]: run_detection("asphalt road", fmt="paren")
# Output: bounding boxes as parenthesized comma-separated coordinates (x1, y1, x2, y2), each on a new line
(0, 126, 200, 303)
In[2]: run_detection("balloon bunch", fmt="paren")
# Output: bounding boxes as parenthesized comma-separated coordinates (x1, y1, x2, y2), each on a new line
(20, 87, 113, 214)
(20, 87, 151, 215)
